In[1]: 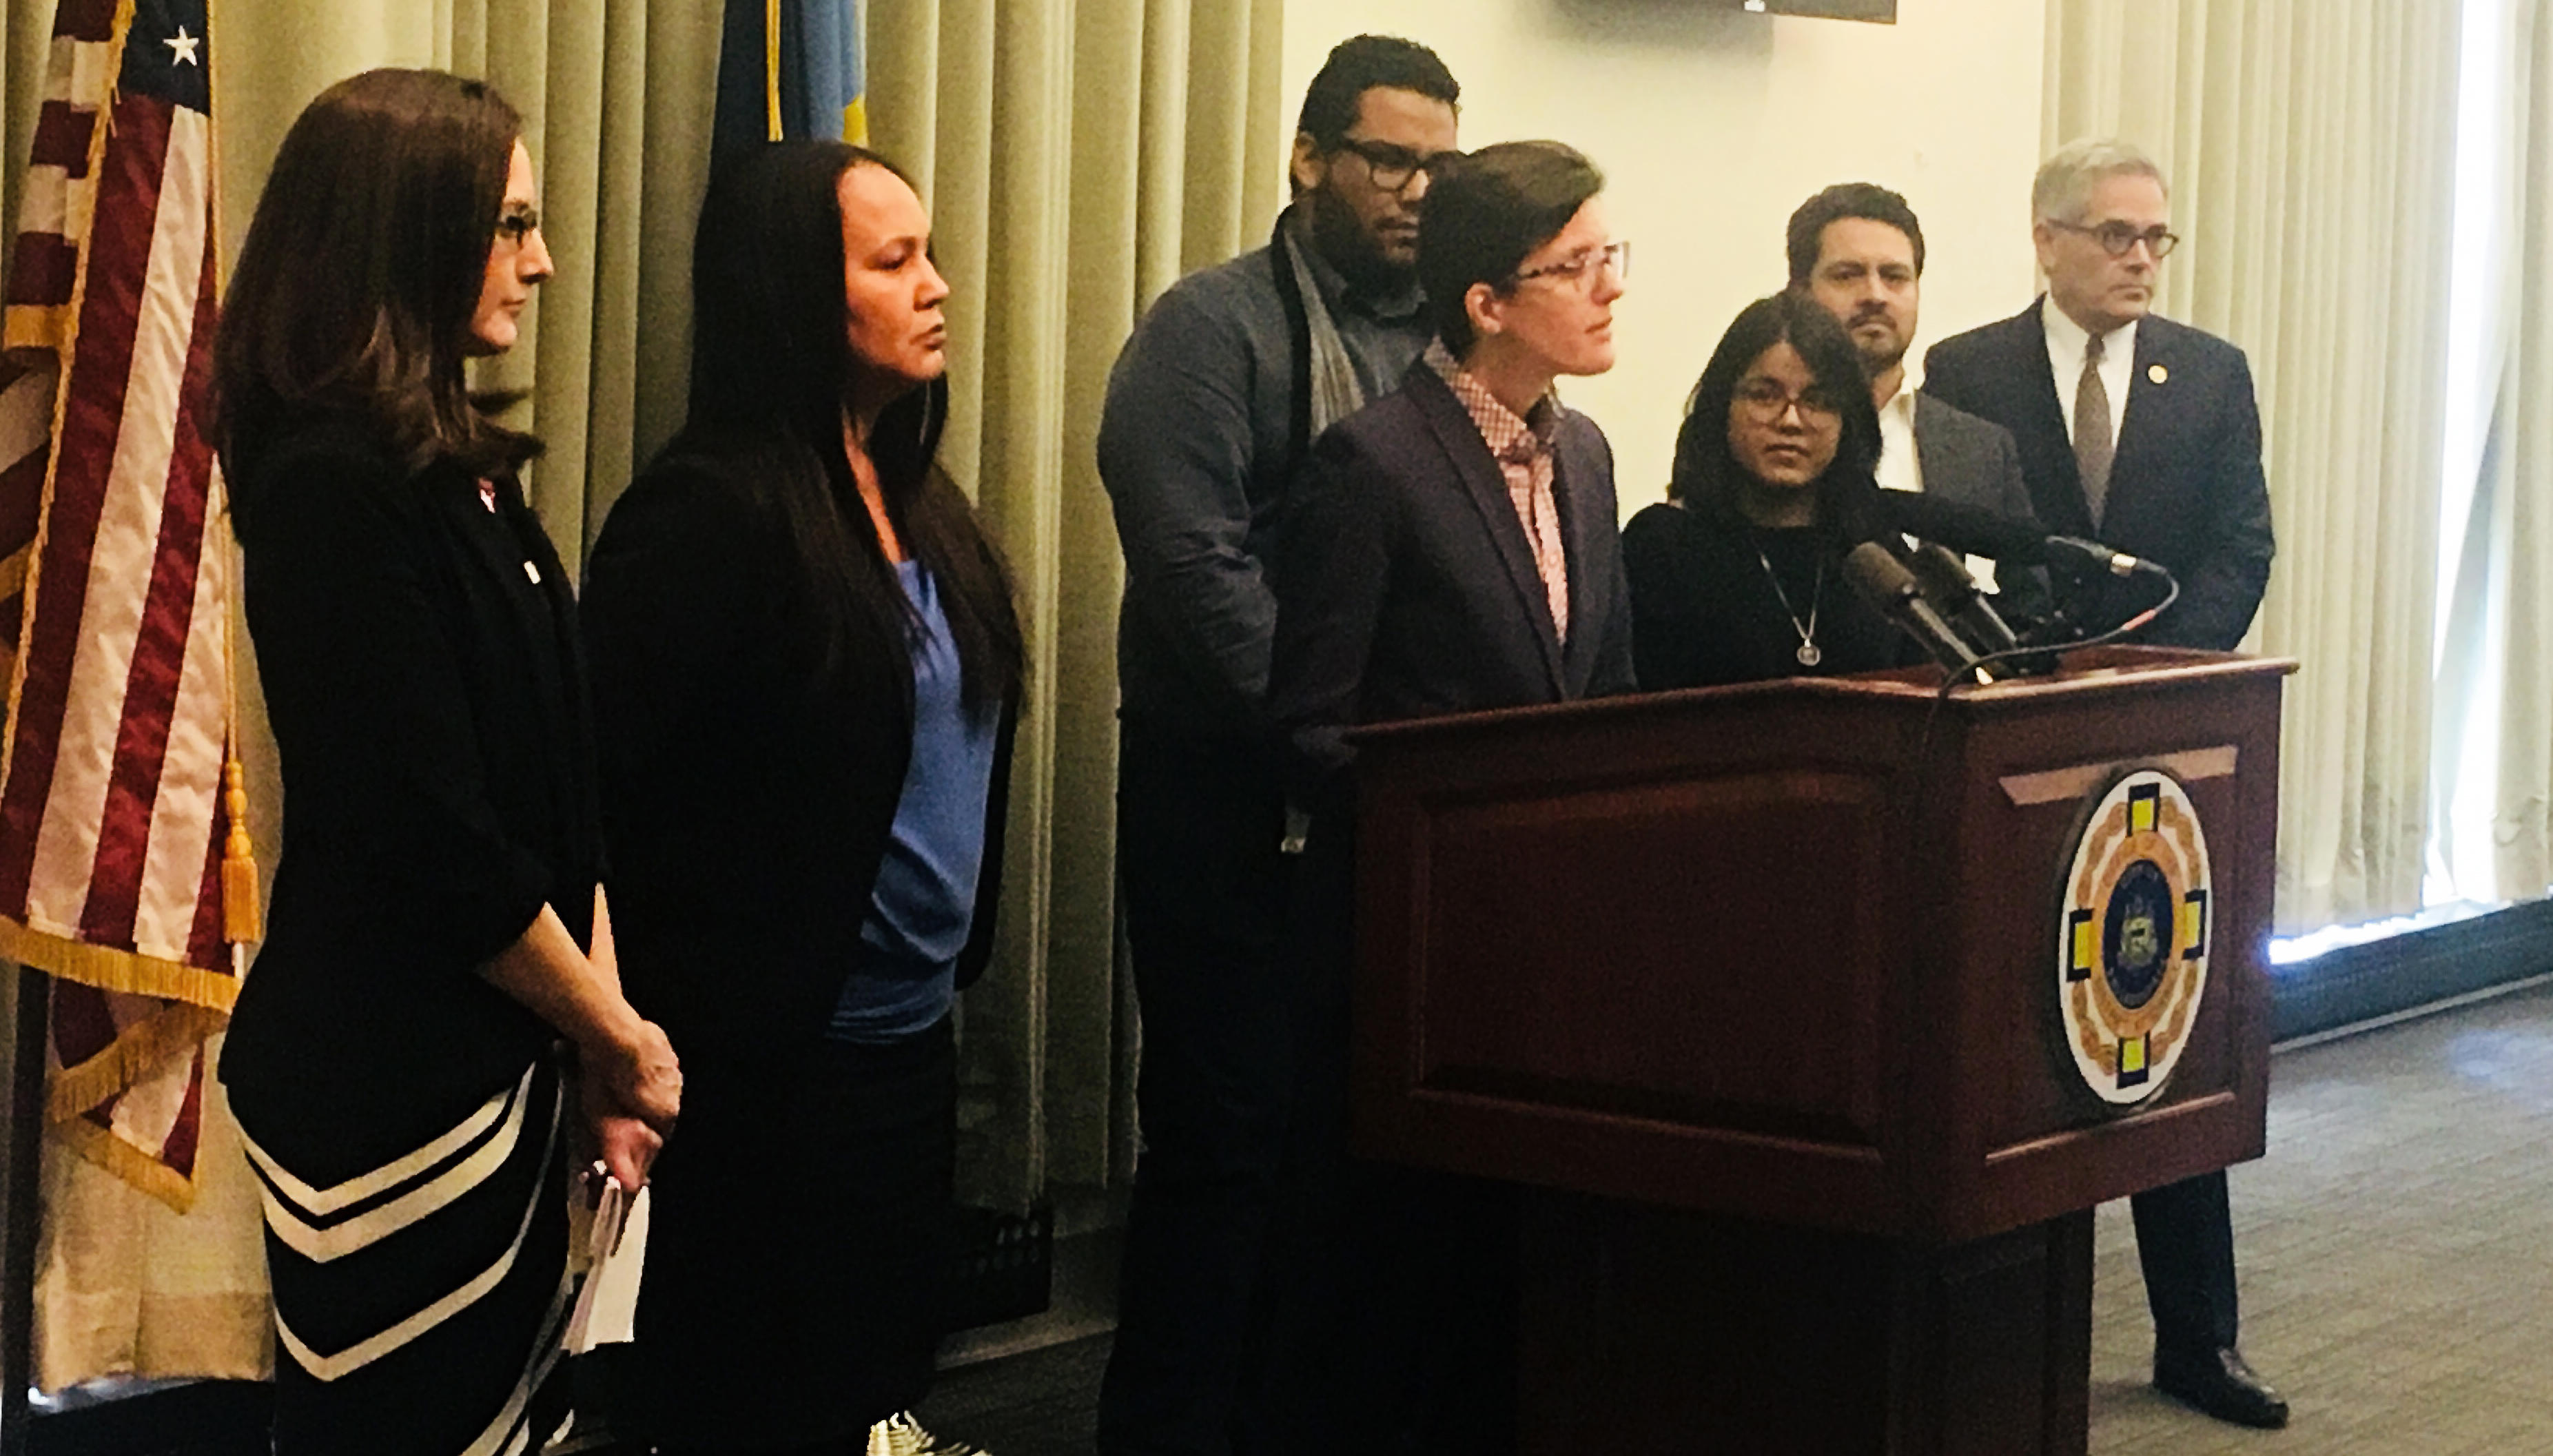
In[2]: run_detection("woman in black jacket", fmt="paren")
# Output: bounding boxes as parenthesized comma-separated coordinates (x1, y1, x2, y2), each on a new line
(582, 141, 1022, 1452)
(214, 70, 679, 1455)
(1622, 291, 1911, 690)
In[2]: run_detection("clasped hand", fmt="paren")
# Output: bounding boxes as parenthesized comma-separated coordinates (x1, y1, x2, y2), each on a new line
(582, 1016, 680, 1191)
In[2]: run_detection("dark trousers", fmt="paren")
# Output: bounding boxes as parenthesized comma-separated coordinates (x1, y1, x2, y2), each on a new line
(633, 1019, 958, 1449)
(1283, 803, 1517, 1456)
(2132, 1169, 2242, 1353)
(1099, 728, 1318, 1456)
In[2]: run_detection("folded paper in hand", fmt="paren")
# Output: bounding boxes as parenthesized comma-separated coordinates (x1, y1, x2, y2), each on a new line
(564, 1180, 650, 1353)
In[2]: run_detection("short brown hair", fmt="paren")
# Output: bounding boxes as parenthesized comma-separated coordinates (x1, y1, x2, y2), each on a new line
(1418, 141, 1604, 355)
(1785, 182, 1925, 287)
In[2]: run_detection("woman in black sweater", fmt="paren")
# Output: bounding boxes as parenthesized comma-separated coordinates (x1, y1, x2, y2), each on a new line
(1623, 291, 1911, 690)
(582, 141, 1022, 1452)
(214, 70, 678, 1455)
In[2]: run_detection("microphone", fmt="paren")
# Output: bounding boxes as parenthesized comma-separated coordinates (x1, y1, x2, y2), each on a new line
(1843, 542, 1988, 677)
(1870, 491, 2171, 578)
(1904, 542, 2020, 655)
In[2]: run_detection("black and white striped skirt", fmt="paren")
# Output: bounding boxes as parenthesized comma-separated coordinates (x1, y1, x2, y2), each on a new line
(240, 1058, 573, 1456)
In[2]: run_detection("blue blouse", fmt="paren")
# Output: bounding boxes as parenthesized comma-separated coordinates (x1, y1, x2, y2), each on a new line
(829, 562, 1000, 1043)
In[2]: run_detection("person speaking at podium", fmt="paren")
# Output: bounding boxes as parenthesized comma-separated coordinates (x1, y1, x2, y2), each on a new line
(1622, 292, 1915, 691)
(1270, 140, 1634, 1453)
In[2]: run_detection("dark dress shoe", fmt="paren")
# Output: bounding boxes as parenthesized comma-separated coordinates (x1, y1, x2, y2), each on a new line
(2153, 1346, 2290, 1429)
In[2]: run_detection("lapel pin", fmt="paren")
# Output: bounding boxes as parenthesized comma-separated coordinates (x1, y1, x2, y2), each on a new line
(2148, 363, 2169, 385)
(523, 561, 541, 584)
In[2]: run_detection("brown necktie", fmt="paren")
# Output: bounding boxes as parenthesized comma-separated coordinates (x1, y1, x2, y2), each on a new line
(2074, 331, 2114, 527)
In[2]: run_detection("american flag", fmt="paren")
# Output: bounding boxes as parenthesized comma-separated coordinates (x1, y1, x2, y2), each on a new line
(0, 0, 248, 1212)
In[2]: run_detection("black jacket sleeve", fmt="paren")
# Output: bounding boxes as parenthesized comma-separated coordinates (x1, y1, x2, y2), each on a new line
(1621, 504, 1706, 693)
(2148, 351, 2275, 650)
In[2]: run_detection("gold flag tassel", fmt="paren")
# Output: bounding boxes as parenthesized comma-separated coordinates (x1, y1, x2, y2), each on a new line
(221, 755, 260, 949)
(218, 477, 260, 953)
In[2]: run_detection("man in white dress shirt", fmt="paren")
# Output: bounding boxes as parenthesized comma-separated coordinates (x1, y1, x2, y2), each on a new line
(1924, 143, 2274, 653)
(1923, 141, 2284, 1431)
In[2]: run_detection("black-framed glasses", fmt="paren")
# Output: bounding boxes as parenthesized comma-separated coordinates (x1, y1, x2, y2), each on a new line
(2051, 220, 2179, 259)
(496, 205, 543, 247)
(1331, 138, 1463, 194)
(1734, 378, 1843, 424)
(1512, 239, 1631, 290)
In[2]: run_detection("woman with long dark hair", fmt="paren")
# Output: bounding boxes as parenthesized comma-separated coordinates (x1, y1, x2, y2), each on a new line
(214, 69, 679, 1455)
(582, 141, 1022, 1452)
(1622, 291, 1911, 690)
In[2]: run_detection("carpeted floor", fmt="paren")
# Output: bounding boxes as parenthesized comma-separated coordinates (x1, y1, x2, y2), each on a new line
(914, 980, 2553, 1454)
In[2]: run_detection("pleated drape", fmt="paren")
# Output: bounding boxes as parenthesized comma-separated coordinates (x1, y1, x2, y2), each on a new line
(2472, 1, 2553, 897)
(2044, 0, 2462, 932)
(863, 0, 1287, 1212)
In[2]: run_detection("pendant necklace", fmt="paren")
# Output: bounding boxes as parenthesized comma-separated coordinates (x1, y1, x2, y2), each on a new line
(1754, 541, 1825, 668)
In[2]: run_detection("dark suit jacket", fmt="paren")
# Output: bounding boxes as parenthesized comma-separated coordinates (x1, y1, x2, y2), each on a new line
(580, 431, 1015, 1084)
(222, 420, 602, 1178)
(1923, 298, 2274, 650)
(1910, 392, 2050, 617)
(1271, 363, 1635, 786)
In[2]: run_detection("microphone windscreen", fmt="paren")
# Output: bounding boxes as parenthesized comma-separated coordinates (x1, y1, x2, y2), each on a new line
(1843, 540, 1923, 606)
(1904, 541, 1982, 605)
(1909, 542, 2021, 655)
(1869, 490, 2051, 564)
(1846, 541, 1987, 673)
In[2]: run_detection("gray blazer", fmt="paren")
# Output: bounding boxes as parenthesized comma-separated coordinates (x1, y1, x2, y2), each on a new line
(1911, 392, 2050, 617)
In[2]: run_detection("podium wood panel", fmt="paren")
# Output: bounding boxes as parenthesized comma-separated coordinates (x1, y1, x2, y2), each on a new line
(1348, 648, 2287, 1245)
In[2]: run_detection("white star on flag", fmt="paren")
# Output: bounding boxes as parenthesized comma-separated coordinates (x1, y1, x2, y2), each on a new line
(165, 25, 199, 65)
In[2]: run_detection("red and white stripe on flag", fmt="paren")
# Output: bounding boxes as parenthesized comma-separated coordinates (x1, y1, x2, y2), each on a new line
(0, 0, 243, 1213)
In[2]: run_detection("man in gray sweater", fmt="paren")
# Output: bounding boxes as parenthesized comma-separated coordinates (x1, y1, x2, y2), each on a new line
(1096, 33, 1460, 1456)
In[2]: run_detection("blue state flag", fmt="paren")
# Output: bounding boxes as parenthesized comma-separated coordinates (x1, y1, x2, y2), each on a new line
(714, 0, 867, 166)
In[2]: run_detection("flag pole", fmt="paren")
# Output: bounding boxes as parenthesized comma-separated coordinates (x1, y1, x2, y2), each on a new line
(0, 969, 52, 1456)
(205, 0, 257, 960)
(765, 0, 785, 141)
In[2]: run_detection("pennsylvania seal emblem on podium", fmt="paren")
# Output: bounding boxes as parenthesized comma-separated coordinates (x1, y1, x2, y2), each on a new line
(2056, 770, 2212, 1106)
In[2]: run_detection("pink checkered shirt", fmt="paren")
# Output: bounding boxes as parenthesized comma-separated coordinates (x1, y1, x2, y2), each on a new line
(1422, 340, 1569, 642)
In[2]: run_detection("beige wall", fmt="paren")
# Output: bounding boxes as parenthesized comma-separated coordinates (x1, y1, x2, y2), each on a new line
(1281, 0, 2047, 511)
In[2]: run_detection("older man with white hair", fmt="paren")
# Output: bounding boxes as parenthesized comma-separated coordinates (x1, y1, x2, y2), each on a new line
(1925, 140, 2273, 653)
(1925, 139, 2284, 1431)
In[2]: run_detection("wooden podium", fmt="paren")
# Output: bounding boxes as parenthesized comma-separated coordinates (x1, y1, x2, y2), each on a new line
(1344, 648, 2290, 1455)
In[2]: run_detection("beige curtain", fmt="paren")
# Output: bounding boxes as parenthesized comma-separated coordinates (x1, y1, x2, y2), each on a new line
(857, 0, 1287, 1213)
(2044, 0, 2463, 933)
(2473, 1, 2553, 896)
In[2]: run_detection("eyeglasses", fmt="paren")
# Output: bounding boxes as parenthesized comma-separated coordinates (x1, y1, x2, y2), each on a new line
(495, 205, 543, 247)
(1734, 378, 1844, 424)
(2050, 220, 2179, 259)
(1511, 240, 1632, 290)
(1331, 139, 1464, 194)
